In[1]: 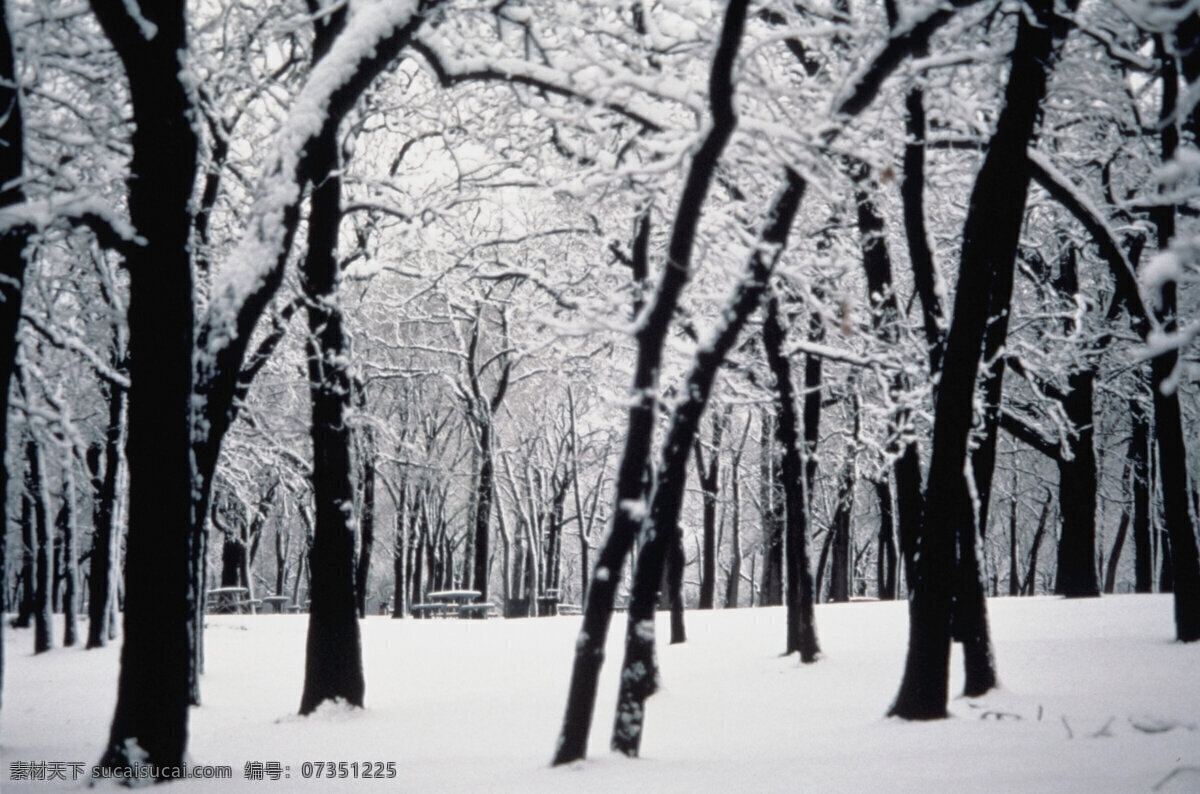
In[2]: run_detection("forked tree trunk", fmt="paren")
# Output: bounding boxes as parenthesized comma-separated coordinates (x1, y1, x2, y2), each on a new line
(891, 0, 1072, 719)
(553, 0, 749, 760)
(612, 168, 805, 757)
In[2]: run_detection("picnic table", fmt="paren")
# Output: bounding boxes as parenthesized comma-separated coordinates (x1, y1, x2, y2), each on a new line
(420, 590, 495, 619)
(206, 587, 251, 614)
(261, 596, 290, 614)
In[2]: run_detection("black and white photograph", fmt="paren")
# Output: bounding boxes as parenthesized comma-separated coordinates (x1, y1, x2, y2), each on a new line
(1, 0, 1199, 790)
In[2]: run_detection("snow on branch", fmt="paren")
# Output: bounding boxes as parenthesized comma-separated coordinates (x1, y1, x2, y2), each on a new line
(831, 0, 984, 119)
(0, 194, 142, 255)
(202, 0, 427, 357)
(1026, 148, 1153, 326)
(20, 310, 130, 390)
(410, 39, 669, 133)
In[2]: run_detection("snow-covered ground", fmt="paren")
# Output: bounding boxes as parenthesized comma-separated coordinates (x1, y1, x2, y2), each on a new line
(3, 595, 1198, 791)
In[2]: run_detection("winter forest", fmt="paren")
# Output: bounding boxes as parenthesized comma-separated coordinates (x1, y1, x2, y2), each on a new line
(1, 0, 1199, 788)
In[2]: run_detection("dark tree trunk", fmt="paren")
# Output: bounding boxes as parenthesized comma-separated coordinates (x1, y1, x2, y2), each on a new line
(875, 480, 897, 600)
(828, 456, 856, 604)
(92, 0, 197, 774)
(667, 529, 686, 644)
(1104, 510, 1130, 595)
(0, 0, 28, 715)
(1129, 399, 1154, 593)
(472, 423, 495, 600)
(1008, 495, 1021, 596)
(815, 526, 833, 603)
(900, 57, 944, 379)
(724, 432, 743, 609)
(391, 501, 407, 618)
(856, 166, 919, 594)
(355, 429, 377, 619)
(763, 292, 819, 660)
(891, 0, 1071, 719)
(59, 465, 80, 647)
(86, 385, 125, 649)
(1053, 369, 1099, 597)
(612, 168, 805, 757)
(29, 441, 53, 655)
(220, 537, 245, 588)
(554, 0, 750, 758)
(16, 493, 34, 628)
(694, 411, 722, 610)
(759, 410, 784, 606)
(1024, 497, 1052, 595)
(1149, 37, 1200, 640)
(411, 522, 425, 613)
(1159, 530, 1175, 593)
(298, 8, 364, 713)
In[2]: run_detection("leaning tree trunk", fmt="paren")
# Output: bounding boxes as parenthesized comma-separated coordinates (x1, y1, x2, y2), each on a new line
(763, 291, 819, 660)
(890, 0, 1072, 719)
(612, 167, 806, 758)
(552, 0, 749, 761)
